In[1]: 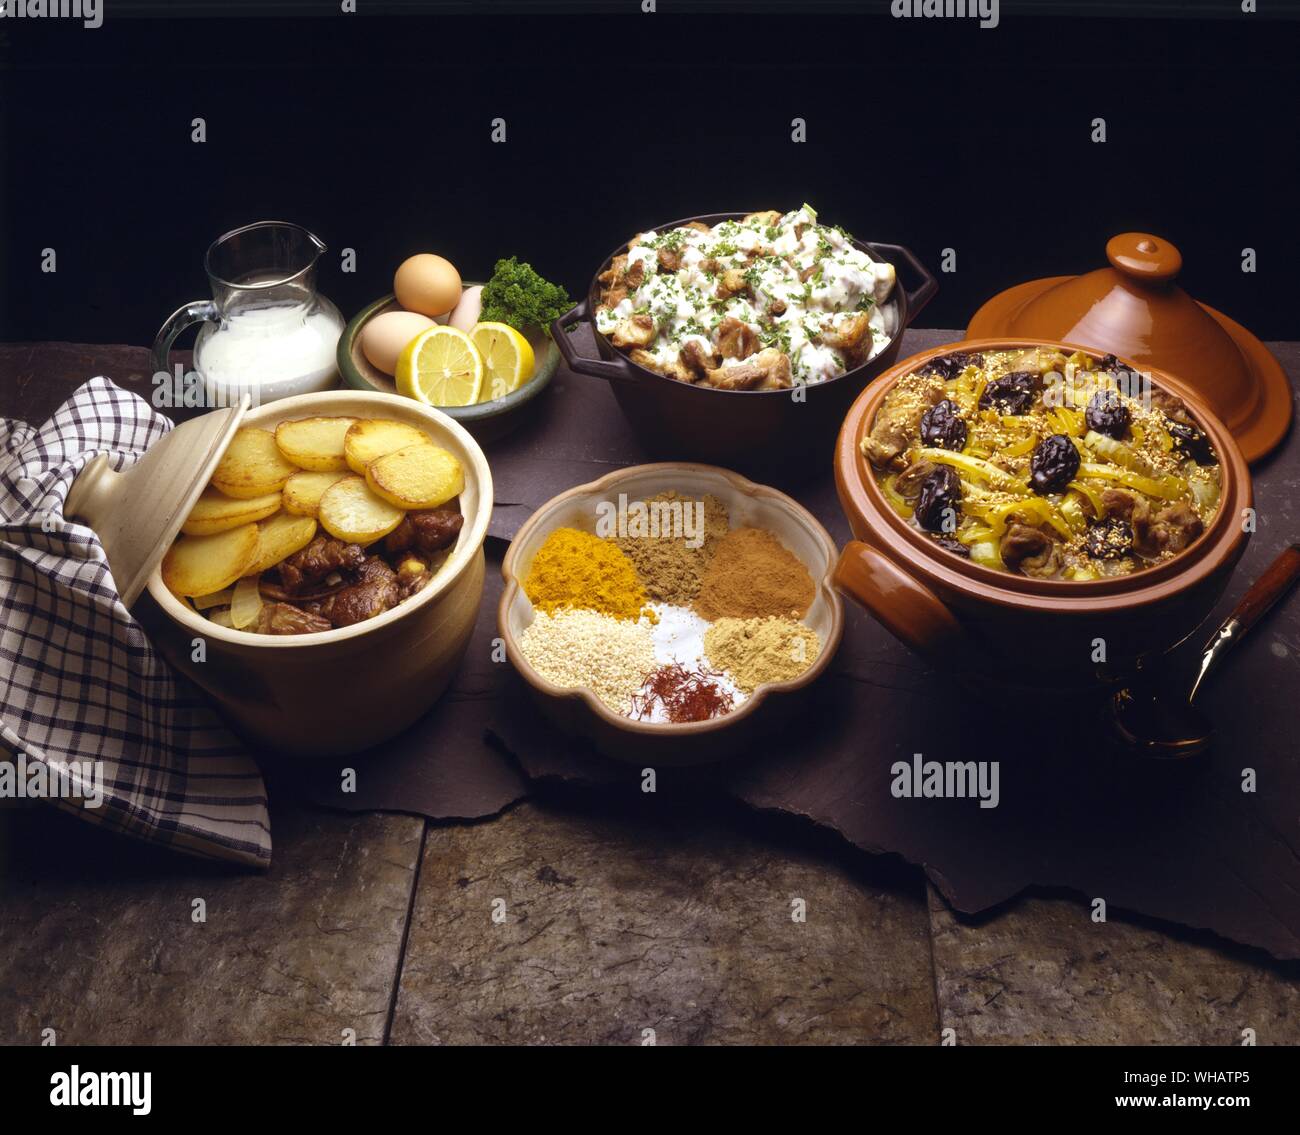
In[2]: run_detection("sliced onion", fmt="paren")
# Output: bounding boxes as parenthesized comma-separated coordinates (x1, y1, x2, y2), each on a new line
(229, 575, 264, 630)
(192, 587, 235, 611)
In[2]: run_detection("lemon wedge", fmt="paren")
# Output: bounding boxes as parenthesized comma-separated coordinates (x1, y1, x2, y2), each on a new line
(395, 325, 483, 407)
(469, 322, 535, 402)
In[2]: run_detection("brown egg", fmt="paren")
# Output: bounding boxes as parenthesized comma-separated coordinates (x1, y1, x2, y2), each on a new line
(394, 254, 462, 318)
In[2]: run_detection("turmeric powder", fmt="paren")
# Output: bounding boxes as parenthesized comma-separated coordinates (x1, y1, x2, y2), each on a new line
(523, 527, 650, 621)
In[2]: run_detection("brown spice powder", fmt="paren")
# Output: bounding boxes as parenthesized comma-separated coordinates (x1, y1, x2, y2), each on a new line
(614, 491, 729, 605)
(693, 526, 815, 622)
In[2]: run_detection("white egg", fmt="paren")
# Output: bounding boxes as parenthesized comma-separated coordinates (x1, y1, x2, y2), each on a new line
(448, 285, 484, 332)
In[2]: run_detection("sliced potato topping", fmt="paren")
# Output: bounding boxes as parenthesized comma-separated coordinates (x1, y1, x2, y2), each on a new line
(318, 475, 405, 545)
(365, 443, 464, 510)
(212, 428, 298, 500)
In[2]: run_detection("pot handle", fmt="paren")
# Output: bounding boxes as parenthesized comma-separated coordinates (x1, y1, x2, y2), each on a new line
(550, 298, 632, 382)
(869, 242, 938, 326)
(833, 540, 965, 662)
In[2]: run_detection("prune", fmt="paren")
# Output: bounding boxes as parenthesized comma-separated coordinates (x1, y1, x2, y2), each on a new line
(1165, 419, 1215, 464)
(933, 534, 971, 558)
(1085, 517, 1135, 560)
(978, 371, 1037, 415)
(1029, 433, 1081, 495)
(919, 399, 967, 450)
(915, 465, 962, 534)
(1085, 389, 1131, 439)
(919, 351, 984, 381)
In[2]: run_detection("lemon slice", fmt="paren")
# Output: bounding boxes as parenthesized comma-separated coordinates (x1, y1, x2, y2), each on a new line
(469, 322, 535, 402)
(396, 325, 483, 407)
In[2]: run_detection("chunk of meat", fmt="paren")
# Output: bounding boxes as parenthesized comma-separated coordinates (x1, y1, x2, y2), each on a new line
(307, 557, 400, 628)
(1151, 388, 1193, 424)
(611, 313, 656, 349)
(1132, 499, 1203, 558)
(601, 285, 628, 308)
(255, 602, 332, 635)
(630, 349, 691, 383)
(624, 259, 645, 289)
(819, 311, 873, 365)
(716, 268, 750, 300)
(679, 339, 717, 381)
(767, 299, 787, 317)
(386, 506, 464, 557)
(999, 524, 1061, 578)
(860, 377, 946, 469)
(395, 556, 433, 600)
(704, 348, 792, 391)
(1100, 488, 1136, 521)
(277, 536, 366, 593)
(597, 254, 627, 287)
(714, 316, 759, 360)
(893, 460, 938, 500)
(657, 245, 683, 273)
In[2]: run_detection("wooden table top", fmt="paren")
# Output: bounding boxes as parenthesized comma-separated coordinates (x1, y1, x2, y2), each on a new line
(1, 338, 1297, 1046)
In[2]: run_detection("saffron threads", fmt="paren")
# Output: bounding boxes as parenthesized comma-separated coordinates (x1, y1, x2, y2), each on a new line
(630, 662, 735, 724)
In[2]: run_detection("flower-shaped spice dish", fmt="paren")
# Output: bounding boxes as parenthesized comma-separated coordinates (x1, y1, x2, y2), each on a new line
(500, 463, 844, 766)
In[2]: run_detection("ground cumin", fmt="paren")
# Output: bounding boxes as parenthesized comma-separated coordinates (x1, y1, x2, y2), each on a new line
(703, 616, 820, 693)
(523, 527, 649, 620)
(613, 491, 729, 605)
(693, 527, 815, 621)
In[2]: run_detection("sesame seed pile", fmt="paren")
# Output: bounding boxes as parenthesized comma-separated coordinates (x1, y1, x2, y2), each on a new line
(520, 609, 657, 714)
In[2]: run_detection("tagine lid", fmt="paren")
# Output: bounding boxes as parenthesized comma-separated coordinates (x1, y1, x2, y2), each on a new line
(64, 397, 250, 607)
(967, 232, 1292, 463)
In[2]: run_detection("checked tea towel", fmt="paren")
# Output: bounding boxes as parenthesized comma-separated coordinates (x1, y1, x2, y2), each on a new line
(0, 377, 271, 867)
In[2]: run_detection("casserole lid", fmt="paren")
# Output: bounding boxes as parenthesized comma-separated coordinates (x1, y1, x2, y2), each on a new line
(966, 232, 1291, 463)
(64, 397, 250, 607)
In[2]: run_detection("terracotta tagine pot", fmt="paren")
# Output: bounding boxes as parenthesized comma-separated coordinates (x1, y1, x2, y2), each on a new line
(967, 233, 1291, 463)
(833, 338, 1252, 689)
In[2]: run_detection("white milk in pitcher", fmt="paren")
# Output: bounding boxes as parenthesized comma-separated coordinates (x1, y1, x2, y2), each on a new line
(195, 304, 344, 404)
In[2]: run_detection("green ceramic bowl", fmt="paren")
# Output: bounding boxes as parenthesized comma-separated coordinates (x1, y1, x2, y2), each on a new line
(337, 287, 560, 444)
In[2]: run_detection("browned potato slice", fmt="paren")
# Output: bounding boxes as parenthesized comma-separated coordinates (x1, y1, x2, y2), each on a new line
(366, 443, 464, 510)
(161, 524, 260, 597)
(343, 418, 430, 475)
(318, 476, 405, 544)
(211, 428, 299, 499)
(243, 512, 319, 577)
(181, 487, 281, 536)
(282, 470, 350, 517)
(274, 416, 358, 472)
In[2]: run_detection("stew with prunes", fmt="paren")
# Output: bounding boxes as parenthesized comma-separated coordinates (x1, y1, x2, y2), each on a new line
(862, 349, 1222, 579)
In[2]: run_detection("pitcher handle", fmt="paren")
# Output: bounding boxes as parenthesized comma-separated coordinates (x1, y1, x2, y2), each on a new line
(152, 300, 219, 377)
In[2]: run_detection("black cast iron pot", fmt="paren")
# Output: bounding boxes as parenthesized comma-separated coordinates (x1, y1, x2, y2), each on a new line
(551, 211, 937, 483)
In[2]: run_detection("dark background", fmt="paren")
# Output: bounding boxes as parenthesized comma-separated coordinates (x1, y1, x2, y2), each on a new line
(1, 1, 1297, 347)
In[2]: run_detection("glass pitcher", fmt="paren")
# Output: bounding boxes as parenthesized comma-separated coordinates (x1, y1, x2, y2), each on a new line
(152, 221, 345, 407)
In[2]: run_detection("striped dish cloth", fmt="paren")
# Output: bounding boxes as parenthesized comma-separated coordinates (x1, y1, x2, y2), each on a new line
(0, 377, 271, 867)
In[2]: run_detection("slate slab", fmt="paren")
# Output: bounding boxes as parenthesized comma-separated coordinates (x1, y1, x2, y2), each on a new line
(390, 800, 938, 1046)
(926, 885, 1300, 1046)
(0, 800, 421, 1045)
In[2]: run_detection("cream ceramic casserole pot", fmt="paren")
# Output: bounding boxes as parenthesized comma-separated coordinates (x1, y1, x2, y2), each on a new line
(134, 391, 492, 756)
